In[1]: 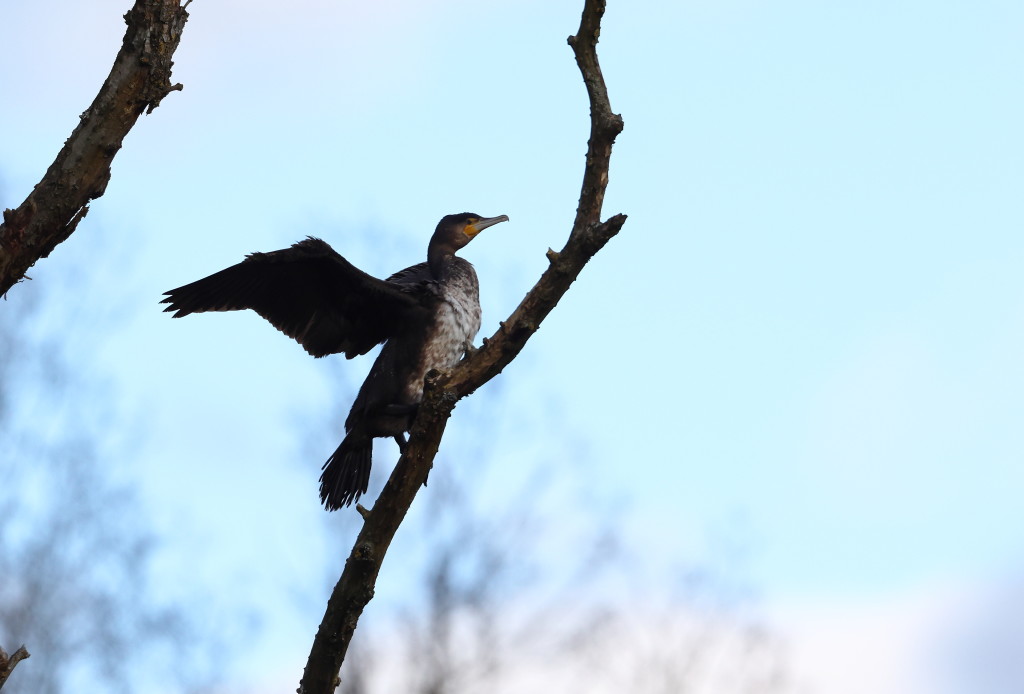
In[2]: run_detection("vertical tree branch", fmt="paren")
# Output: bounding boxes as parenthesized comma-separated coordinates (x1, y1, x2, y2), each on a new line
(0, 0, 190, 297)
(299, 1, 626, 692)
(0, 645, 30, 690)
(567, 0, 623, 239)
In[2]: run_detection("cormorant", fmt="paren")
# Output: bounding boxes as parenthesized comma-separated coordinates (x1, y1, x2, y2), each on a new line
(161, 213, 509, 510)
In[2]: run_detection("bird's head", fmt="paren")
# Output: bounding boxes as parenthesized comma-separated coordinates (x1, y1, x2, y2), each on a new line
(428, 213, 508, 277)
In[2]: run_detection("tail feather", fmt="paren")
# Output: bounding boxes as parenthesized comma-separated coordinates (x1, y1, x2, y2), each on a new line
(319, 435, 372, 510)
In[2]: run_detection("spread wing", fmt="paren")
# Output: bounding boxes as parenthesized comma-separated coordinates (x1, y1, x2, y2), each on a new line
(161, 237, 429, 358)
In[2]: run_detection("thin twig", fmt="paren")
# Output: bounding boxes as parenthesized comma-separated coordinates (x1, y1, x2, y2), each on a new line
(299, 1, 626, 691)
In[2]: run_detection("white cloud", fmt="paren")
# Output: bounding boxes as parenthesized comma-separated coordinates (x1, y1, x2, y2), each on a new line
(771, 582, 975, 694)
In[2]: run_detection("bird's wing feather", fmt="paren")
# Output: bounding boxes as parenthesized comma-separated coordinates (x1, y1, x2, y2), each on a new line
(161, 237, 429, 358)
(385, 261, 435, 287)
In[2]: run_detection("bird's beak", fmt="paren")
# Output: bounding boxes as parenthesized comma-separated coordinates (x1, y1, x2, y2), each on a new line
(466, 214, 509, 238)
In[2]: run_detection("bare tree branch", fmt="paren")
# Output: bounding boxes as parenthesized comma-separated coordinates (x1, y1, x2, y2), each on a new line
(300, 1, 625, 691)
(0, 0, 190, 297)
(0, 645, 30, 690)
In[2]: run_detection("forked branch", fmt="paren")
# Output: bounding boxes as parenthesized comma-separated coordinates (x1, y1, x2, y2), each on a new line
(0, 645, 30, 690)
(299, 1, 626, 691)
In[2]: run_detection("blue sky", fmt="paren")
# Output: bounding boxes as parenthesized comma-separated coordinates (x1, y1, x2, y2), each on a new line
(3, 0, 1024, 691)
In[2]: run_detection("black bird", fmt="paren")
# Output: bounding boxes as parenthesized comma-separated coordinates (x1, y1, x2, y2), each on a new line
(161, 213, 509, 510)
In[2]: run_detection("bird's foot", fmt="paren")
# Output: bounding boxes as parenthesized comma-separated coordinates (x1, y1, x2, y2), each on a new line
(394, 433, 408, 453)
(462, 341, 478, 361)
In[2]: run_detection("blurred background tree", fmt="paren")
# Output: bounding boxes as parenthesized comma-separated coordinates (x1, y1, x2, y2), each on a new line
(0, 240, 221, 694)
(307, 315, 803, 694)
(328, 454, 802, 694)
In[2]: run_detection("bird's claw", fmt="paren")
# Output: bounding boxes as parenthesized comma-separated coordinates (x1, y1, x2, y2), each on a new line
(394, 433, 408, 453)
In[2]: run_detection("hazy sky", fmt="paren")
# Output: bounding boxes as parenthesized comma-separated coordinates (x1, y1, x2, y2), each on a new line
(2, 1, 1023, 692)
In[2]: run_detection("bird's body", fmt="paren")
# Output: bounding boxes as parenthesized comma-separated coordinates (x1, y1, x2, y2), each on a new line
(161, 213, 507, 510)
(359, 257, 481, 412)
(329, 256, 482, 504)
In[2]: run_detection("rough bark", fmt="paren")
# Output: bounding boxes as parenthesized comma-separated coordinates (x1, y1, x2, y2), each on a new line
(0, 645, 30, 690)
(299, 1, 626, 692)
(0, 0, 190, 297)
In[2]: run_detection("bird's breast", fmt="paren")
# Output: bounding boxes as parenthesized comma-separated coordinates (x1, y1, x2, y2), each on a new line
(402, 268, 481, 402)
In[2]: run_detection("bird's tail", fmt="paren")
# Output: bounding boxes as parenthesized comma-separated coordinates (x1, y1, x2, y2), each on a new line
(319, 434, 372, 510)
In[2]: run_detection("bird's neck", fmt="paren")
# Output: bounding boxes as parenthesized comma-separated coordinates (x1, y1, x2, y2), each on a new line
(427, 243, 454, 281)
